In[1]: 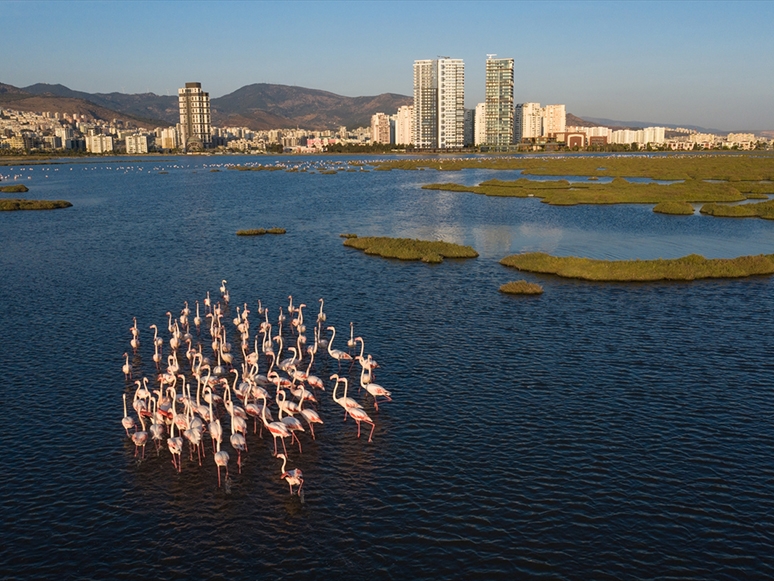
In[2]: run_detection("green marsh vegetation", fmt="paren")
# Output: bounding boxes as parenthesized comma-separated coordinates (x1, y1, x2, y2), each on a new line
(499, 280, 544, 295)
(236, 228, 286, 236)
(422, 177, 743, 206)
(700, 199, 774, 220)
(0, 184, 29, 193)
(653, 201, 695, 215)
(500, 252, 774, 282)
(0, 199, 72, 211)
(342, 234, 478, 263)
(374, 153, 774, 181)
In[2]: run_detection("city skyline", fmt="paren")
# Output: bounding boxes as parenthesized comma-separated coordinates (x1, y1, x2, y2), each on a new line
(3, 1, 773, 129)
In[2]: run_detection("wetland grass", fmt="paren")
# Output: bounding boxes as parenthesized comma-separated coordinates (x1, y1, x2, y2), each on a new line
(0, 199, 72, 211)
(700, 199, 774, 220)
(0, 184, 29, 193)
(653, 201, 695, 215)
(500, 252, 774, 282)
(423, 177, 743, 206)
(343, 235, 478, 263)
(236, 228, 286, 236)
(375, 153, 774, 181)
(499, 280, 544, 295)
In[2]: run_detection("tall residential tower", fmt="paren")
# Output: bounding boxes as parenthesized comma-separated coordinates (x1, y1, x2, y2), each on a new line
(413, 58, 465, 149)
(178, 82, 211, 150)
(484, 55, 514, 147)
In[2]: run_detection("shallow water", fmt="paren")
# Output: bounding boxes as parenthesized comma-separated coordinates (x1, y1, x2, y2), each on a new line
(1, 155, 774, 579)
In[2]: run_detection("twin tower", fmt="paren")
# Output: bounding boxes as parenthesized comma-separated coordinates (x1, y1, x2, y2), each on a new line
(413, 56, 514, 149)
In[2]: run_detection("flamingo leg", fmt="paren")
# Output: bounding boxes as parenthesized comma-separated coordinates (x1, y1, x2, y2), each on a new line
(281, 437, 288, 457)
(310, 425, 315, 440)
(238, 451, 242, 474)
(367, 421, 375, 443)
(217, 465, 221, 487)
(356, 420, 361, 438)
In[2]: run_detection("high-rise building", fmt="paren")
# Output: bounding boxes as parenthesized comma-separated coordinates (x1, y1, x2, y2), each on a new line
(178, 82, 211, 150)
(474, 103, 487, 145)
(394, 105, 413, 146)
(370, 112, 391, 144)
(484, 56, 514, 147)
(542, 104, 566, 137)
(463, 108, 474, 146)
(413, 58, 465, 149)
(85, 134, 114, 154)
(514, 103, 543, 142)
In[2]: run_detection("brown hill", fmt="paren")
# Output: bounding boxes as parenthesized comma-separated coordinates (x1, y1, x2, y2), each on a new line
(565, 113, 599, 128)
(0, 87, 171, 128)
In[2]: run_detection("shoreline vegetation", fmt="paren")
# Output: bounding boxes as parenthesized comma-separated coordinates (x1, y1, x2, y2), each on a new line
(368, 154, 774, 181)
(0, 199, 72, 211)
(0, 184, 29, 193)
(342, 234, 478, 263)
(499, 280, 544, 295)
(500, 252, 774, 282)
(236, 228, 286, 236)
(653, 201, 695, 215)
(422, 178, 745, 206)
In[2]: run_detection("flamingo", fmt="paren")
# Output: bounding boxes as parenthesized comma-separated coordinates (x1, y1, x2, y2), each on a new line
(194, 300, 202, 333)
(229, 408, 247, 473)
(131, 414, 148, 458)
(326, 326, 353, 369)
(149, 324, 163, 348)
(260, 392, 291, 457)
(214, 438, 230, 487)
(347, 322, 356, 350)
(167, 410, 183, 473)
(304, 347, 325, 390)
(277, 390, 305, 454)
(330, 374, 362, 420)
(316, 297, 326, 324)
(122, 352, 132, 380)
(121, 393, 136, 436)
(277, 453, 303, 495)
(358, 357, 392, 410)
(346, 405, 376, 443)
(298, 385, 323, 440)
(206, 386, 223, 454)
(149, 398, 165, 452)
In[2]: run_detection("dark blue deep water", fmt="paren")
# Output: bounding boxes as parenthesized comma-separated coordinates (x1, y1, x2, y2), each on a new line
(1, 155, 773, 580)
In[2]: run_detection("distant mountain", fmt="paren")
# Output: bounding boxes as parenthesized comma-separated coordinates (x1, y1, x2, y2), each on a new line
(22, 83, 179, 123)
(14, 81, 412, 131)
(210, 83, 412, 130)
(0, 83, 171, 127)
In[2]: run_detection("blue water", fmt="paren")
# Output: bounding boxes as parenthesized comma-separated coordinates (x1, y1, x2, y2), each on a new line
(1, 155, 774, 579)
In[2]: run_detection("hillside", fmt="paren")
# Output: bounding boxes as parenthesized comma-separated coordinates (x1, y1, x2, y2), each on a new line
(15, 81, 413, 130)
(1, 84, 171, 127)
(210, 83, 412, 130)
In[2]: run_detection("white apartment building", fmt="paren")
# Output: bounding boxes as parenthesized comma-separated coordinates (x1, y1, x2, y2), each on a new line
(394, 105, 413, 146)
(126, 134, 149, 154)
(485, 56, 514, 147)
(610, 127, 666, 145)
(86, 134, 114, 154)
(178, 82, 212, 150)
(160, 127, 179, 150)
(542, 104, 566, 137)
(514, 103, 543, 142)
(474, 103, 486, 145)
(413, 58, 465, 149)
(370, 112, 391, 144)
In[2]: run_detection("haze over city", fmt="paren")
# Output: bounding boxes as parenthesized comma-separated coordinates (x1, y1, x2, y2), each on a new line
(4, 0, 773, 130)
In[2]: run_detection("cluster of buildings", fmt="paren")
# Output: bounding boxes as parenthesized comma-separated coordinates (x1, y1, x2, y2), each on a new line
(368, 55, 771, 151)
(0, 77, 769, 155)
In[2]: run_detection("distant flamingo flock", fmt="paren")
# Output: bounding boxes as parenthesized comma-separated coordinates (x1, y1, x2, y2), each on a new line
(121, 281, 392, 494)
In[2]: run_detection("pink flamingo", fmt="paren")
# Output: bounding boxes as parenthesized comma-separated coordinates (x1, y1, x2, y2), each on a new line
(277, 453, 303, 495)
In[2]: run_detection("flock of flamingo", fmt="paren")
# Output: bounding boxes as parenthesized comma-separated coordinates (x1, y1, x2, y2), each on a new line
(120, 280, 392, 495)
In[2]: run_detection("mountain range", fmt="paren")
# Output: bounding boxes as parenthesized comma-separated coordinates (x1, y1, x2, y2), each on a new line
(0, 82, 413, 130)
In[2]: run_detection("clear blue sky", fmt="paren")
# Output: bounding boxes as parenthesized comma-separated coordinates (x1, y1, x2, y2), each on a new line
(3, 1, 773, 130)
